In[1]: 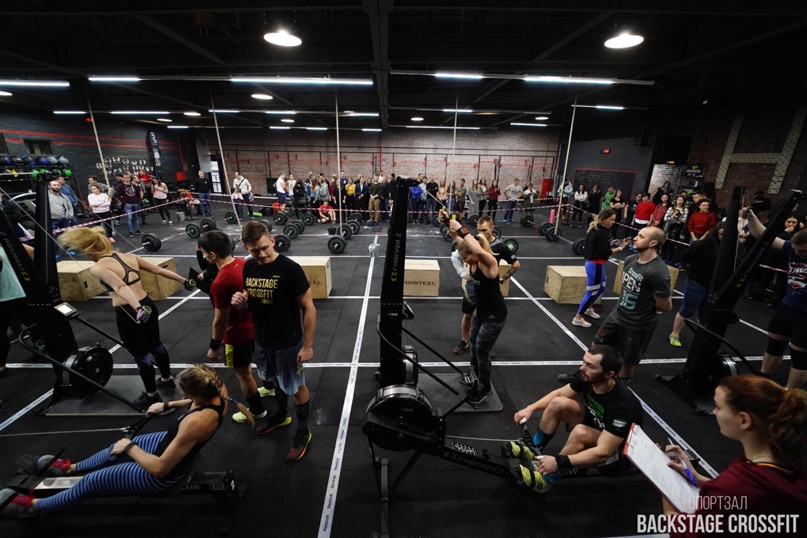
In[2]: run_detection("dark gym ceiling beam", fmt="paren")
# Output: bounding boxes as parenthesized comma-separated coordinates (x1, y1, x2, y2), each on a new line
(364, 0, 393, 129)
(129, 13, 227, 65)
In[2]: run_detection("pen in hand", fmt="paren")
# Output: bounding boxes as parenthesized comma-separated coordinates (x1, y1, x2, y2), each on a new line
(668, 437, 698, 487)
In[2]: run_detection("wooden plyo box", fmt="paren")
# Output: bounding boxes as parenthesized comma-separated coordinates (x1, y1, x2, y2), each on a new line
(544, 265, 602, 305)
(288, 256, 332, 299)
(139, 256, 179, 301)
(612, 260, 680, 296)
(404, 259, 440, 297)
(499, 259, 512, 297)
(57, 260, 104, 301)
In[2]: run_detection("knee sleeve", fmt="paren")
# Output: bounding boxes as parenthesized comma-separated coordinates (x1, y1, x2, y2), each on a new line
(790, 347, 807, 370)
(766, 337, 789, 357)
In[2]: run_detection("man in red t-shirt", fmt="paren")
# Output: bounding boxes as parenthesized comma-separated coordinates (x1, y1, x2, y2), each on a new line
(318, 200, 336, 223)
(199, 230, 268, 423)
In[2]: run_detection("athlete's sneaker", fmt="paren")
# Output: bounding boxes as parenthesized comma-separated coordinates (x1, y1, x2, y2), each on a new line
(452, 340, 470, 355)
(132, 392, 162, 412)
(258, 387, 276, 397)
(254, 413, 292, 435)
(669, 334, 682, 347)
(467, 382, 492, 405)
(584, 308, 601, 320)
(501, 441, 539, 462)
(488, 349, 496, 359)
(168, 220, 173, 225)
(286, 429, 312, 462)
(156, 376, 175, 389)
(571, 317, 592, 328)
(0, 490, 36, 518)
(514, 463, 553, 494)
(232, 411, 249, 423)
(20, 455, 70, 476)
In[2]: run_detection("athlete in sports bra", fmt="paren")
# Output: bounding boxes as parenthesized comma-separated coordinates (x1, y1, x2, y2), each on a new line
(3, 365, 227, 515)
(57, 227, 194, 410)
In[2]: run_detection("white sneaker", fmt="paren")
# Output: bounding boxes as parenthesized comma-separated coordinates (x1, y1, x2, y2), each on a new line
(572, 317, 592, 328)
(168, 220, 173, 225)
(584, 308, 601, 319)
(162, 220, 167, 224)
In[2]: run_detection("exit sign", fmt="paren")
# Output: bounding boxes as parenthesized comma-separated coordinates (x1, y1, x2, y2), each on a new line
(601, 148, 611, 154)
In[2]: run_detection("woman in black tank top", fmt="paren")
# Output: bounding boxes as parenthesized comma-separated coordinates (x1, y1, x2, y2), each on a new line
(443, 211, 508, 405)
(7, 365, 227, 514)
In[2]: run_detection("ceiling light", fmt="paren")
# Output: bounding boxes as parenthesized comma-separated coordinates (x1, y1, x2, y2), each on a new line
(510, 123, 548, 127)
(307, 127, 327, 131)
(346, 112, 379, 117)
(110, 111, 170, 115)
(157, 118, 172, 122)
(88, 76, 141, 82)
(535, 116, 549, 120)
(405, 125, 480, 130)
(263, 30, 302, 47)
(208, 109, 240, 113)
(604, 33, 644, 49)
(0, 91, 12, 96)
(168, 125, 189, 129)
(53, 110, 86, 115)
(264, 110, 297, 115)
(572, 104, 625, 110)
(252, 93, 274, 100)
(362, 128, 382, 132)
(0, 80, 70, 87)
(281, 119, 294, 123)
(232, 77, 373, 86)
(434, 73, 484, 80)
(442, 109, 473, 113)
(524, 76, 614, 85)
(184, 111, 201, 117)
(392, 70, 653, 86)
(411, 117, 424, 122)
(270, 126, 291, 130)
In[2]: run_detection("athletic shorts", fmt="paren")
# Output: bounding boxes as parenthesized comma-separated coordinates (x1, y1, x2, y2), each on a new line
(277, 192, 287, 204)
(224, 341, 253, 369)
(768, 303, 807, 349)
(594, 315, 655, 366)
(255, 340, 305, 396)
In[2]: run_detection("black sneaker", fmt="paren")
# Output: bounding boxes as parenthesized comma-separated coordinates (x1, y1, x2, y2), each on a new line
(557, 372, 577, 384)
(286, 429, 313, 462)
(156, 376, 175, 389)
(132, 392, 162, 412)
(468, 383, 492, 405)
(128, 233, 134, 238)
(135, 230, 142, 235)
(254, 413, 292, 436)
(452, 340, 469, 355)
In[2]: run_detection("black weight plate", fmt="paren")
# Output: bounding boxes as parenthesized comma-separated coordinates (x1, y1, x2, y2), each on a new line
(258, 219, 273, 233)
(439, 223, 451, 242)
(573, 238, 586, 255)
(540, 222, 554, 235)
(545, 229, 561, 242)
(273, 212, 289, 225)
(230, 236, 239, 253)
(301, 213, 316, 226)
(468, 214, 480, 225)
(350, 212, 363, 222)
(141, 233, 162, 252)
(185, 223, 201, 239)
(292, 220, 305, 233)
(337, 224, 353, 240)
(521, 215, 534, 227)
(503, 238, 519, 254)
(347, 219, 360, 235)
(283, 224, 299, 239)
(327, 236, 347, 254)
(225, 211, 238, 224)
(274, 234, 291, 252)
(492, 228, 501, 239)
(66, 346, 114, 397)
(432, 215, 442, 227)
(200, 217, 217, 232)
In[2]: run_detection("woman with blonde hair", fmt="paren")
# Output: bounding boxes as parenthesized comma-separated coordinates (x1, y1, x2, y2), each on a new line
(57, 227, 192, 410)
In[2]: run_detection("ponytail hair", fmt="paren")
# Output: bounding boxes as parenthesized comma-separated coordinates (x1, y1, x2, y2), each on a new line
(176, 364, 251, 425)
(57, 226, 113, 256)
(588, 209, 616, 233)
(457, 233, 494, 256)
(719, 375, 807, 470)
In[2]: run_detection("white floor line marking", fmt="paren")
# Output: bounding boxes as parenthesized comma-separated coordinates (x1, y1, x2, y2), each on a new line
(511, 276, 719, 477)
(318, 234, 378, 537)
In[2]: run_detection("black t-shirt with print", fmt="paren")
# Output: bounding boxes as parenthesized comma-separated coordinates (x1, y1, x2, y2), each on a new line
(569, 376, 644, 438)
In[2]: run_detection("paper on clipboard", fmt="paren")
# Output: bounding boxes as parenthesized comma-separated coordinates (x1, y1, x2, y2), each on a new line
(623, 424, 699, 513)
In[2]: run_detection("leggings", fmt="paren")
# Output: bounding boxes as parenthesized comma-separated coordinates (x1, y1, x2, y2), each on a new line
(487, 200, 498, 220)
(469, 317, 506, 387)
(35, 432, 178, 512)
(577, 261, 607, 315)
(115, 296, 171, 392)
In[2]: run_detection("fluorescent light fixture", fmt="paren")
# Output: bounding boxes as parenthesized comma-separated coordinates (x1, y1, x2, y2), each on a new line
(535, 116, 549, 120)
(434, 72, 484, 80)
(263, 31, 302, 47)
(0, 91, 12, 96)
(270, 126, 291, 130)
(281, 119, 295, 123)
(524, 76, 614, 85)
(572, 104, 625, 110)
(442, 108, 473, 113)
(345, 112, 379, 117)
(0, 80, 69, 87)
(510, 123, 548, 127)
(307, 127, 327, 131)
(167, 125, 189, 129)
(110, 111, 170, 115)
(157, 118, 172, 122)
(208, 109, 240, 113)
(88, 76, 141, 82)
(411, 117, 424, 122)
(183, 111, 201, 116)
(362, 128, 382, 132)
(232, 77, 373, 86)
(405, 125, 480, 130)
(252, 93, 274, 100)
(264, 110, 297, 115)
(604, 34, 644, 49)
(53, 110, 86, 115)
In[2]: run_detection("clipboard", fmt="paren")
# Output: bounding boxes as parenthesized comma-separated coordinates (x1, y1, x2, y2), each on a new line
(623, 424, 699, 513)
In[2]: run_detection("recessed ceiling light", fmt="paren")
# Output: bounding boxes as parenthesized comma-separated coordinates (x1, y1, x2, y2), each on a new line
(0, 91, 12, 97)
(252, 93, 274, 100)
(535, 116, 549, 120)
(411, 117, 424, 122)
(184, 111, 201, 117)
(604, 33, 644, 49)
(157, 118, 172, 122)
(281, 118, 294, 123)
(263, 30, 302, 47)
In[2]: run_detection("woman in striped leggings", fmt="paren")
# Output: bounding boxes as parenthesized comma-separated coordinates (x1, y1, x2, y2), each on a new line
(572, 209, 629, 328)
(4, 365, 226, 515)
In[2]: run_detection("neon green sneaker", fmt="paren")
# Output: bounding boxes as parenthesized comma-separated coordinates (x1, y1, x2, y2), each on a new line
(501, 441, 539, 462)
(669, 334, 682, 348)
(232, 411, 248, 423)
(516, 463, 553, 494)
(258, 387, 275, 397)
